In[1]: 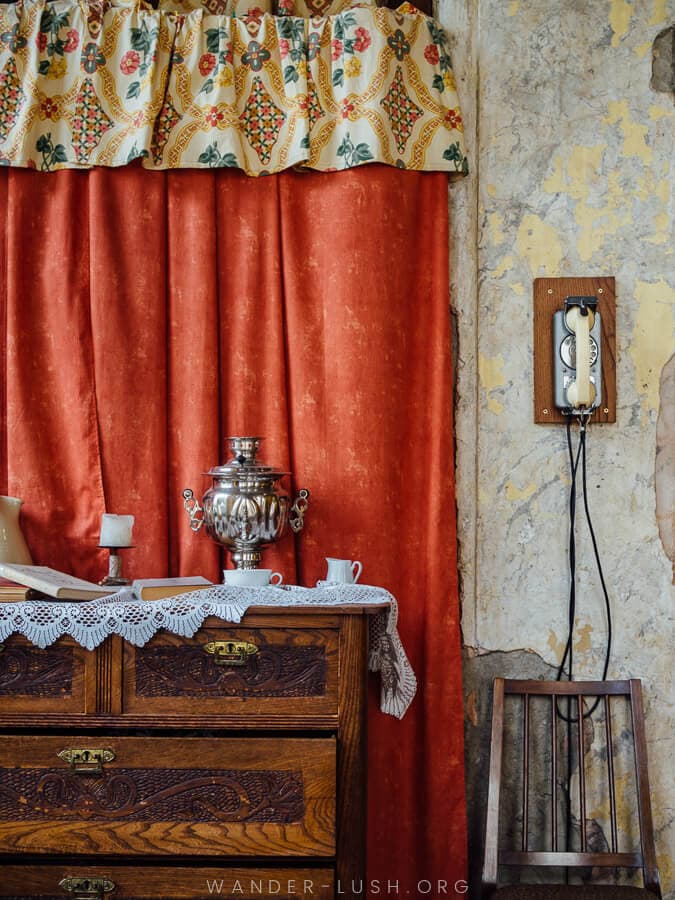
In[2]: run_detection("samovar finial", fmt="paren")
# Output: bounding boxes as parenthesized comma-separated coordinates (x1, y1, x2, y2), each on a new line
(228, 436, 262, 465)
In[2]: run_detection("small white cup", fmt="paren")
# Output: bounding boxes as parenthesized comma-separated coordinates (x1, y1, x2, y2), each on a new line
(325, 557, 362, 584)
(223, 569, 283, 586)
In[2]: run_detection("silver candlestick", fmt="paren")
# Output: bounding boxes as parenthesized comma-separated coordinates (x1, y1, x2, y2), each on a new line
(98, 546, 133, 586)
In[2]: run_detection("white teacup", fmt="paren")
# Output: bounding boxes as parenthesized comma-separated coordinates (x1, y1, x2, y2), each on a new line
(223, 569, 283, 586)
(325, 558, 362, 584)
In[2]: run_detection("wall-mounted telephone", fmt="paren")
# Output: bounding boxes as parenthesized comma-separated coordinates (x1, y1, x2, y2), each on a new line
(553, 296, 602, 414)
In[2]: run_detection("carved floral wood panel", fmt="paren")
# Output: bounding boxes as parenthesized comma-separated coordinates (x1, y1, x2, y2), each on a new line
(0, 645, 73, 697)
(133, 643, 327, 697)
(0, 767, 304, 822)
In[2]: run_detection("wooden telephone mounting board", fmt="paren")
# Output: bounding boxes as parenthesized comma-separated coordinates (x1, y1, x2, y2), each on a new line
(533, 277, 616, 425)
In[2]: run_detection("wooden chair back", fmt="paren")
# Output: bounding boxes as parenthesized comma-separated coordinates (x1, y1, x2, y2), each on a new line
(481, 678, 661, 897)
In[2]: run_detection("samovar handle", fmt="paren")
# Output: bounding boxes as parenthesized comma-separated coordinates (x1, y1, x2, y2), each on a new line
(289, 488, 310, 534)
(182, 489, 204, 532)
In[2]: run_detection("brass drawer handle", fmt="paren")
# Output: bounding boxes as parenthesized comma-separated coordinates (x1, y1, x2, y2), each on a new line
(59, 876, 115, 899)
(203, 640, 258, 666)
(57, 748, 116, 774)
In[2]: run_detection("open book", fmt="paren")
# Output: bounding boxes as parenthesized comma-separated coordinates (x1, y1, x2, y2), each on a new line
(0, 563, 118, 601)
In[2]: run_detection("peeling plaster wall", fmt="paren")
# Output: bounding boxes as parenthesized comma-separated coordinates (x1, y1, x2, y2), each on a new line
(656, 354, 675, 564)
(440, 0, 674, 895)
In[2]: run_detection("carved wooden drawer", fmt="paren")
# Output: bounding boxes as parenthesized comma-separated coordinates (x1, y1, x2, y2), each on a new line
(0, 636, 93, 715)
(122, 619, 338, 721)
(0, 865, 334, 898)
(0, 735, 336, 857)
(0, 609, 370, 898)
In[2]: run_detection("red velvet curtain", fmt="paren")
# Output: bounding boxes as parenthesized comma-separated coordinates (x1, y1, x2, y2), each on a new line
(0, 165, 466, 894)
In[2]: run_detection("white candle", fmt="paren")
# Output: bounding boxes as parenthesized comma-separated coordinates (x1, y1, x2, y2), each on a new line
(99, 514, 134, 548)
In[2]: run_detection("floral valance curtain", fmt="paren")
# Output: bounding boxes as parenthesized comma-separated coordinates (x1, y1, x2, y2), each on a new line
(0, 0, 467, 174)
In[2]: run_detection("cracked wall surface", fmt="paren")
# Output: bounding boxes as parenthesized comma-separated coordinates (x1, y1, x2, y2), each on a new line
(651, 25, 675, 92)
(440, 0, 674, 896)
(656, 354, 675, 568)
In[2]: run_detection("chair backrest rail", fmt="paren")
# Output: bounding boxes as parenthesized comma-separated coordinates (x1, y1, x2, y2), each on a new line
(500, 850, 643, 868)
(503, 679, 631, 695)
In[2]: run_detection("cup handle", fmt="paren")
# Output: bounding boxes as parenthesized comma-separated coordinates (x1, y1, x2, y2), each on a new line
(351, 561, 362, 583)
(270, 572, 283, 585)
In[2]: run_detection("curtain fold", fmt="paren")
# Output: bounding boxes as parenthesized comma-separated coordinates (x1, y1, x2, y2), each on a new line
(89, 166, 171, 572)
(4, 169, 107, 576)
(0, 163, 466, 892)
(166, 169, 221, 576)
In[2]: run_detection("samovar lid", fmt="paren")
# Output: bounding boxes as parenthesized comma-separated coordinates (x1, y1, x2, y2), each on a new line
(204, 436, 289, 478)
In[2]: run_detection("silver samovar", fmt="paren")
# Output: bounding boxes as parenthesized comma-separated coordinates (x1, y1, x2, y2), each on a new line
(182, 437, 309, 570)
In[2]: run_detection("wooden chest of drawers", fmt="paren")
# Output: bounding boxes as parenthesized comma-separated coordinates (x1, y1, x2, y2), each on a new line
(0, 608, 370, 899)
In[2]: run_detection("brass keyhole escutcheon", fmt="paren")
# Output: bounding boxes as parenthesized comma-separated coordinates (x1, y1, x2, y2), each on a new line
(59, 876, 115, 898)
(203, 640, 258, 666)
(57, 748, 116, 774)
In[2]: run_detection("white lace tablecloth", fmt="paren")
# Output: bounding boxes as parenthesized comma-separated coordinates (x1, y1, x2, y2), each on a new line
(0, 583, 416, 719)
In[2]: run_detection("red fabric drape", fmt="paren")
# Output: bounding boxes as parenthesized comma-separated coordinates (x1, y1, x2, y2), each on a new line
(0, 165, 466, 895)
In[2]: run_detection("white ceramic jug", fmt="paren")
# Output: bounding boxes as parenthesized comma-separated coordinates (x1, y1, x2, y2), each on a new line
(325, 558, 362, 584)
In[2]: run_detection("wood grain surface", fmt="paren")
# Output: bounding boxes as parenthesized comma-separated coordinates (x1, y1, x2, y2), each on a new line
(0, 736, 335, 857)
(123, 625, 338, 720)
(336, 615, 368, 892)
(0, 609, 370, 896)
(0, 636, 92, 715)
(0, 865, 334, 898)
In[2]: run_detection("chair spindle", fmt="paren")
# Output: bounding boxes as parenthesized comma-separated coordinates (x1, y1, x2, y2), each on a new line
(577, 694, 587, 852)
(551, 694, 558, 852)
(522, 693, 530, 852)
(604, 694, 618, 852)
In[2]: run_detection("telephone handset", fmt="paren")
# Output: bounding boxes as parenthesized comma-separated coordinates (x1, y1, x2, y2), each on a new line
(553, 296, 602, 414)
